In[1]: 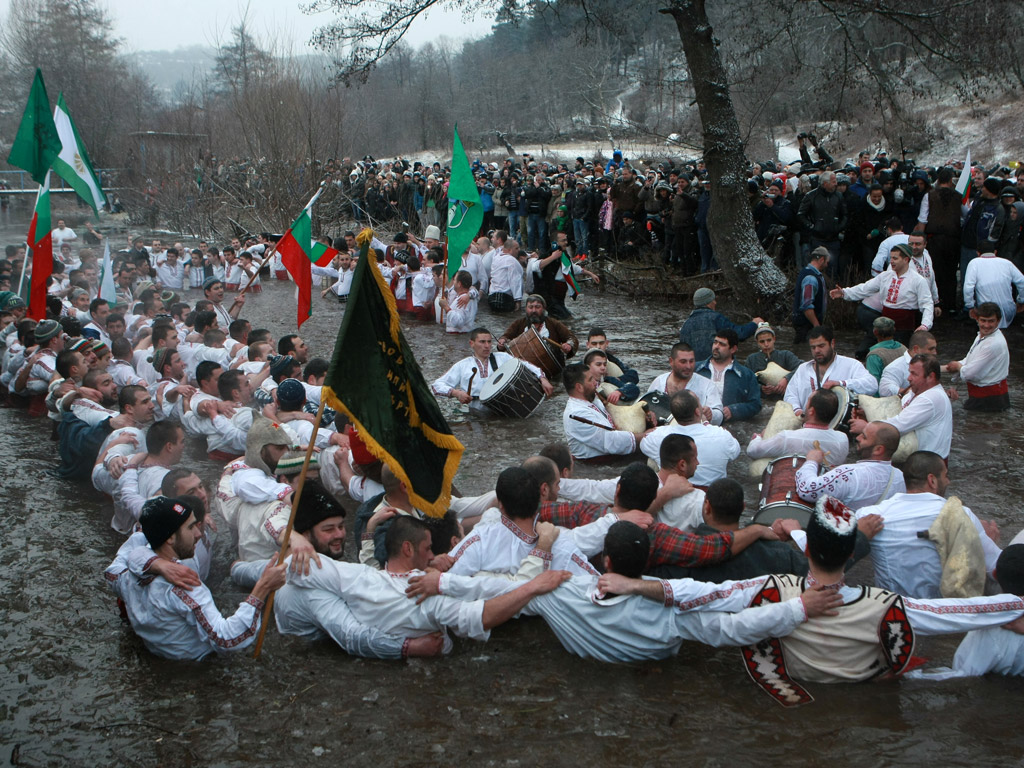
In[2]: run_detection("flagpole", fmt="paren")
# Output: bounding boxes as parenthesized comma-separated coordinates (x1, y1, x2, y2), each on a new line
(252, 397, 327, 660)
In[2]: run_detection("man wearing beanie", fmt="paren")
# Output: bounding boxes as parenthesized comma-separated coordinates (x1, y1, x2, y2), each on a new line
(229, 481, 444, 659)
(12, 318, 63, 397)
(104, 496, 286, 660)
(678, 287, 763, 362)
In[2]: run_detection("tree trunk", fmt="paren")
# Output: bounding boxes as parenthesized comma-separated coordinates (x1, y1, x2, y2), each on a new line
(662, 1, 789, 312)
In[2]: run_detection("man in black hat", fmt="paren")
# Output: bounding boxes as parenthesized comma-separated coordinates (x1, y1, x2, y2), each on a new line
(104, 496, 286, 660)
(228, 481, 445, 659)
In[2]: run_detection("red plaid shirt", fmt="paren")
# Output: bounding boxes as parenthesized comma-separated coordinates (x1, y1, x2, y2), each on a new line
(539, 500, 608, 529)
(647, 522, 733, 570)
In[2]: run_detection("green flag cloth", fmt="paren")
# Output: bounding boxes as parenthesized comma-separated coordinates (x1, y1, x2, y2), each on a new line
(322, 229, 464, 517)
(6, 69, 60, 184)
(446, 125, 483, 279)
(52, 93, 105, 214)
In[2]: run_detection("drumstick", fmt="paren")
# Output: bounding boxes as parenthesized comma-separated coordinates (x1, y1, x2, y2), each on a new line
(811, 440, 830, 459)
(466, 367, 477, 397)
(569, 414, 616, 431)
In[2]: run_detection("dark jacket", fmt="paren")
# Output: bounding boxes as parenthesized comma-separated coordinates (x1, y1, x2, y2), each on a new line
(524, 183, 552, 216)
(678, 307, 758, 361)
(670, 190, 699, 229)
(694, 358, 762, 421)
(798, 186, 848, 240)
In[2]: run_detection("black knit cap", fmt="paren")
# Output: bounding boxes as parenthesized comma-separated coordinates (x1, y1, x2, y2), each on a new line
(140, 496, 193, 548)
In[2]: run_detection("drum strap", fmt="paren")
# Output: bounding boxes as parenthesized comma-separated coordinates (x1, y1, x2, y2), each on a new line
(489, 353, 498, 372)
(876, 466, 897, 505)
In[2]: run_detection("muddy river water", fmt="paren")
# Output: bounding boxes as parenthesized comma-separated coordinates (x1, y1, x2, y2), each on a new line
(1, 213, 1023, 766)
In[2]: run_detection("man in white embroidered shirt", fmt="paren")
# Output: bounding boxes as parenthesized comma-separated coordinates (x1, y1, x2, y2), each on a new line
(646, 342, 724, 425)
(853, 451, 1003, 599)
(947, 302, 1010, 412)
(851, 353, 952, 459)
(104, 496, 285, 660)
(563, 363, 652, 460)
(784, 326, 877, 417)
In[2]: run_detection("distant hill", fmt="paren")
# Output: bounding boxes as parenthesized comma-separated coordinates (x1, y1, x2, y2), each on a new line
(125, 45, 218, 96)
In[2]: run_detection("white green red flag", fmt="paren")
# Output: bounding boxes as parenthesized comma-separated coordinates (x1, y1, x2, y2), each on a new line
(954, 148, 972, 206)
(561, 253, 581, 298)
(26, 171, 52, 320)
(278, 186, 335, 327)
(52, 93, 105, 214)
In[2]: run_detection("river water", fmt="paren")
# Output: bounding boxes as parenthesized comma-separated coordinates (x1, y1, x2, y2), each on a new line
(1, 211, 1023, 766)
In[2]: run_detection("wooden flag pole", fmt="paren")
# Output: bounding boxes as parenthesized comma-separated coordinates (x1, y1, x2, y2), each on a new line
(252, 397, 327, 659)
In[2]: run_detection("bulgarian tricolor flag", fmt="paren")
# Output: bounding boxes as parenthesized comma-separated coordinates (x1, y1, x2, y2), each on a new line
(26, 172, 53, 320)
(52, 93, 105, 214)
(561, 253, 581, 298)
(955, 148, 973, 206)
(278, 185, 335, 327)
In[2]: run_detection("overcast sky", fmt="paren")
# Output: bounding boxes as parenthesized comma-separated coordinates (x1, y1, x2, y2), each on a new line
(0, 0, 496, 52)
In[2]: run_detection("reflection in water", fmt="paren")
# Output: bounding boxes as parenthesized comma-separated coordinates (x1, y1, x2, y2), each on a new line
(1, 222, 1023, 764)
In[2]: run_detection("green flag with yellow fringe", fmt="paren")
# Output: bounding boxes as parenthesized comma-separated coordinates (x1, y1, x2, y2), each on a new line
(322, 228, 464, 517)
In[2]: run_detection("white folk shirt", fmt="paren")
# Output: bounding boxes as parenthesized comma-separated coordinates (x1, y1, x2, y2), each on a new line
(411, 271, 438, 308)
(431, 352, 540, 398)
(878, 351, 911, 397)
(462, 251, 487, 293)
(907, 627, 1024, 680)
(563, 396, 637, 459)
(639, 423, 740, 487)
(784, 356, 878, 414)
(488, 252, 524, 300)
(447, 514, 599, 578)
(747, 426, 850, 464)
(104, 534, 263, 660)
(841, 269, 934, 329)
(883, 385, 952, 458)
(526, 574, 806, 663)
(228, 461, 293, 504)
(647, 372, 725, 426)
(795, 458, 904, 510)
(855, 491, 1003, 599)
(444, 288, 480, 334)
(70, 397, 117, 426)
(956, 330, 1009, 388)
(228, 560, 406, 659)
(91, 426, 146, 497)
(156, 261, 184, 290)
(962, 255, 1024, 328)
(872, 233, 909, 272)
(114, 465, 170, 533)
(330, 267, 356, 297)
(181, 402, 253, 456)
(109, 359, 145, 389)
(287, 558, 492, 654)
(870, 249, 939, 307)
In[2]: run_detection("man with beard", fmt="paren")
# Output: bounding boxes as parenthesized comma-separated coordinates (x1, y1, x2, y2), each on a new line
(498, 294, 579, 359)
(795, 421, 905, 510)
(62, 367, 119, 425)
(229, 482, 446, 659)
(694, 330, 761, 423)
(784, 326, 877, 417)
(646, 342, 724, 425)
(563, 363, 653, 460)
(104, 496, 286, 660)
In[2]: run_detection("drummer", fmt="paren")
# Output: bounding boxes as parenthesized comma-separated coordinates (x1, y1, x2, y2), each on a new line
(747, 389, 850, 465)
(431, 327, 552, 405)
(744, 323, 803, 397)
(497, 295, 579, 359)
(795, 421, 904, 510)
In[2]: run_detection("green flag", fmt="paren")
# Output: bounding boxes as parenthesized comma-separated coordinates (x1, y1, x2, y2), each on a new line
(322, 229, 464, 517)
(52, 93, 105, 214)
(446, 125, 483, 279)
(6, 69, 61, 184)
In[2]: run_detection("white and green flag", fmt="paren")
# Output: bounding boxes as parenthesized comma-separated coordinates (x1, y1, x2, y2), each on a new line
(52, 93, 105, 214)
(98, 240, 117, 307)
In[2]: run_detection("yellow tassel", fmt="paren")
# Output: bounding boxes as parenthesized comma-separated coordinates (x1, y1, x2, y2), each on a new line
(356, 228, 374, 247)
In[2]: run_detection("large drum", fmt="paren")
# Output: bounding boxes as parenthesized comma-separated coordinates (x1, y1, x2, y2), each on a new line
(639, 391, 673, 425)
(480, 359, 546, 418)
(752, 454, 820, 527)
(507, 327, 566, 380)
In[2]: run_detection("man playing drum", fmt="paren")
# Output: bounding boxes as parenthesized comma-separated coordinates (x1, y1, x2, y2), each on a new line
(432, 327, 552, 406)
(747, 388, 850, 465)
(498, 294, 579, 360)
